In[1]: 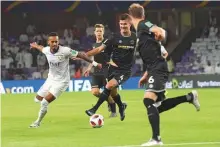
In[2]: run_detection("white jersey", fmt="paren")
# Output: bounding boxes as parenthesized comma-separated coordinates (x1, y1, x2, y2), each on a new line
(42, 45, 78, 83)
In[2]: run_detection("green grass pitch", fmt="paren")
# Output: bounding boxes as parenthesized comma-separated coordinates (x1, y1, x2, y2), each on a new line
(1, 89, 220, 147)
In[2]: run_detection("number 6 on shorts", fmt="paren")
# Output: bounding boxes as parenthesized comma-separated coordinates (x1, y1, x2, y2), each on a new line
(148, 76, 154, 83)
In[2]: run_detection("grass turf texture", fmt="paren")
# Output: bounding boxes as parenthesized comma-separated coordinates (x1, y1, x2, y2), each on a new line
(2, 89, 220, 147)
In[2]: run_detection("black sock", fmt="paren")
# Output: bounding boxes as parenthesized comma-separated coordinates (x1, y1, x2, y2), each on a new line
(112, 94, 123, 108)
(109, 103, 116, 113)
(143, 98, 160, 141)
(92, 88, 111, 111)
(158, 95, 189, 113)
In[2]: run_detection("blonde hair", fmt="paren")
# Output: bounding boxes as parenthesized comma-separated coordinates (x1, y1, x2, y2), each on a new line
(94, 24, 105, 31)
(128, 3, 145, 19)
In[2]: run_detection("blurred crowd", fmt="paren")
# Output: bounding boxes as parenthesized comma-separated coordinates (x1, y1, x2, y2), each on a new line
(1, 18, 143, 80)
(2, 9, 220, 81)
(174, 11, 220, 75)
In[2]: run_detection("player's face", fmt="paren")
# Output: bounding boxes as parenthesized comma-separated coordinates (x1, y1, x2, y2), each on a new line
(94, 28, 104, 39)
(48, 36, 59, 50)
(119, 19, 131, 33)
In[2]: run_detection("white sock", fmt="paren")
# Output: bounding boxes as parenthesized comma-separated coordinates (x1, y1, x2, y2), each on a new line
(36, 98, 49, 123)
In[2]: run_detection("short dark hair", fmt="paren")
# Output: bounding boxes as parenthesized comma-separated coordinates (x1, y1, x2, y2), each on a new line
(128, 3, 145, 19)
(119, 13, 131, 21)
(48, 32, 58, 37)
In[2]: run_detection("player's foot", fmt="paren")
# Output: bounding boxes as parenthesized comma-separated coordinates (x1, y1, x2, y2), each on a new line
(29, 121, 40, 128)
(119, 103, 127, 121)
(141, 139, 163, 146)
(123, 102, 127, 109)
(109, 112, 117, 118)
(188, 90, 200, 111)
(85, 108, 96, 116)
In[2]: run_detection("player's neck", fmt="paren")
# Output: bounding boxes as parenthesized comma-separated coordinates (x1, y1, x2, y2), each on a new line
(132, 19, 142, 31)
(50, 47, 59, 54)
(121, 31, 131, 37)
(96, 38, 104, 43)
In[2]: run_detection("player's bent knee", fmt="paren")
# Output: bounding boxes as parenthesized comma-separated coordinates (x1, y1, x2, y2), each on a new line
(110, 90, 118, 98)
(106, 81, 118, 90)
(91, 89, 100, 97)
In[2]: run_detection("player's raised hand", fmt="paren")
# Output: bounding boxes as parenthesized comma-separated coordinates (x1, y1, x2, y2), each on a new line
(138, 76, 147, 88)
(30, 42, 38, 49)
(84, 69, 91, 77)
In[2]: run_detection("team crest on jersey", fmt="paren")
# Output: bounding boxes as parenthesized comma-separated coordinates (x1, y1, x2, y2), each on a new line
(130, 40, 135, 45)
(57, 55, 64, 60)
(119, 40, 122, 44)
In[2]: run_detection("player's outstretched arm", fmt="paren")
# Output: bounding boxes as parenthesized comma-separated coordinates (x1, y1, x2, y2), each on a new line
(86, 45, 105, 56)
(76, 52, 102, 68)
(30, 42, 44, 52)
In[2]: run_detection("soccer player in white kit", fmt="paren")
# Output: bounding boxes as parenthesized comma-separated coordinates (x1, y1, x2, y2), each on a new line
(29, 32, 101, 128)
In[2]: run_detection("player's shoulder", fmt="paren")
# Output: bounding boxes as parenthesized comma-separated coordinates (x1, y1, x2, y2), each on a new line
(42, 46, 50, 53)
(59, 45, 71, 52)
(138, 20, 154, 30)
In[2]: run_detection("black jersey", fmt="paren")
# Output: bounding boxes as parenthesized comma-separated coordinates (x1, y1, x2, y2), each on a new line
(136, 20, 166, 72)
(92, 41, 110, 75)
(92, 42, 110, 65)
(103, 32, 137, 71)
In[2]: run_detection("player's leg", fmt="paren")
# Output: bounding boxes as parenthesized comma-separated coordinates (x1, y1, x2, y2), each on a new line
(141, 74, 164, 146)
(91, 75, 116, 114)
(109, 72, 130, 121)
(30, 92, 55, 128)
(157, 90, 200, 113)
(30, 82, 68, 128)
(110, 87, 128, 118)
(142, 91, 162, 146)
(103, 77, 117, 115)
(85, 78, 118, 116)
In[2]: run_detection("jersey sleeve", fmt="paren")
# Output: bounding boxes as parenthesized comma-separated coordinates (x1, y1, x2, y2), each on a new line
(42, 47, 48, 54)
(67, 47, 78, 58)
(138, 20, 155, 32)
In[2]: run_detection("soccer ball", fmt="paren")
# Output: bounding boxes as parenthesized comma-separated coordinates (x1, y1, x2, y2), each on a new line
(89, 114, 104, 128)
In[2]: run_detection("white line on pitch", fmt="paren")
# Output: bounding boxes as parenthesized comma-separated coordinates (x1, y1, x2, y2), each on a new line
(104, 141, 220, 147)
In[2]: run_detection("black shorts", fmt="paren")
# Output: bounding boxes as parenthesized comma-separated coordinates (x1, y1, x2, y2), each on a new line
(145, 62, 169, 93)
(91, 74, 107, 88)
(107, 66, 131, 85)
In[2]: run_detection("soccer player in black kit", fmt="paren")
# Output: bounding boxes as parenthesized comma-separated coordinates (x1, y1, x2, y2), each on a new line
(128, 3, 201, 146)
(84, 24, 117, 117)
(85, 14, 137, 121)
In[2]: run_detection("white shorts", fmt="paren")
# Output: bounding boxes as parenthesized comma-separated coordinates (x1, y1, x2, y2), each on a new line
(37, 79, 69, 98)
